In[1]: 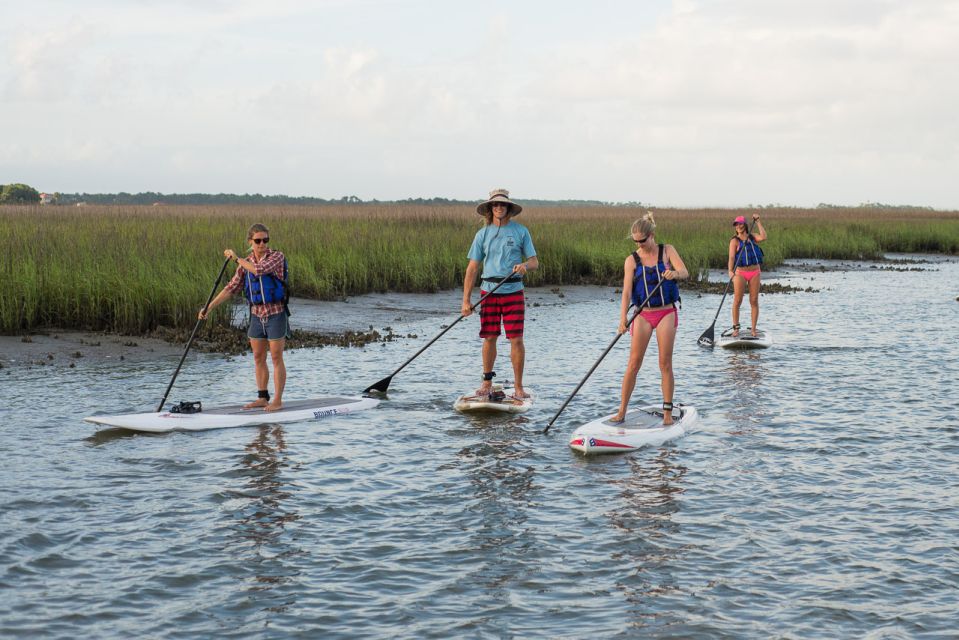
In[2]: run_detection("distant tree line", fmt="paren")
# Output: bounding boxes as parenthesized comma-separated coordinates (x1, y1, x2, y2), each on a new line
(0, 182, 940, 210)
(0, 183, 41, 203)
(49, 191, 636, 207)
(816, 202, 935, 211)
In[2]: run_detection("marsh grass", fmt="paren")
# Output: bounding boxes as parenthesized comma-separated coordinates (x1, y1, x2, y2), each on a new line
(2, 205, 956, 334)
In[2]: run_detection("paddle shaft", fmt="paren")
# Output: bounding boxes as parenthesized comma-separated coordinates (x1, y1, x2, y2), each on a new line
(156, 257, 233, 412)
(698, 217, 759, 344)
(543, 276, 670, 434)
(363, 271, 518, 393)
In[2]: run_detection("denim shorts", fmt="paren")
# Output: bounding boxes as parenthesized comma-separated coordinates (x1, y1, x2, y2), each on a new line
(248, 311, 290, 341)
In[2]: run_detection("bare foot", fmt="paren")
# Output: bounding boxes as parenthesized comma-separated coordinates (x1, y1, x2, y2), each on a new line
(474, 382, 492, 397)
(512, 387, 530, 399)
(243, 399, 268, 410)
(264, 401, 283, 412)
(663, 414, 674, 426)
(751, 328, 758, 337)
(608, 413, 625, 425)
(731, 328, 739, 337)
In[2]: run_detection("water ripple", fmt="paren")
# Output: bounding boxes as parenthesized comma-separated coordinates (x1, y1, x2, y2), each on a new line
(1, 257, 958, 638)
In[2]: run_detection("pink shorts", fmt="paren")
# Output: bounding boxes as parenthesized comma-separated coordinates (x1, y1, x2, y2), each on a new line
(632, 307, 678, 332)
(737, 269, 761, 282)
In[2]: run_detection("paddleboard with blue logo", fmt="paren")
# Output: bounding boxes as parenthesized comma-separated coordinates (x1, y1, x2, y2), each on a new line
(84, 396, 379, 432)
(569, 404, 697, 454)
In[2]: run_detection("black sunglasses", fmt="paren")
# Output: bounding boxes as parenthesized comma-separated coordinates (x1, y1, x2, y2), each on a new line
(252, 237, 270, 244)
(634, 236, 649, 244)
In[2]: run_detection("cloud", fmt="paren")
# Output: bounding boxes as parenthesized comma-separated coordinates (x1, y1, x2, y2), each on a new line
(3, 0, 958, 205)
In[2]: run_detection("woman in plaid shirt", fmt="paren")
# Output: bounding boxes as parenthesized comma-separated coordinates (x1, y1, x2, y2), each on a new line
(200, 223, 289, 411)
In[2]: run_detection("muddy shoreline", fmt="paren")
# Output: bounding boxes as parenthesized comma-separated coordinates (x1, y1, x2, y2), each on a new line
(0, 278, 818, 369)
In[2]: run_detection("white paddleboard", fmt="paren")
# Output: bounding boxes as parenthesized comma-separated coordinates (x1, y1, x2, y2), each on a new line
(569, 404, 697, 454)
(717, 328, 772, 349)
(84, 396, 379, 432)
(454, 385, 533, 414)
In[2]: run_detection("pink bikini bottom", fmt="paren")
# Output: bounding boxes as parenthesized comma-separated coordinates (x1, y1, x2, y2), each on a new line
(737, 269, 761, 282)
(636, 307, 678, 331)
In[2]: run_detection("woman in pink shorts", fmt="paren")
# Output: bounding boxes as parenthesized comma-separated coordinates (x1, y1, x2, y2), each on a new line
(728, 213, 767, 337)
(611, 212, 689, 426)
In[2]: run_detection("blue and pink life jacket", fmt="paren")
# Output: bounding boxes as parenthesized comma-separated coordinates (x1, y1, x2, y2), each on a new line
(732, 234, 764, 267)
(631, 244, 681, 308)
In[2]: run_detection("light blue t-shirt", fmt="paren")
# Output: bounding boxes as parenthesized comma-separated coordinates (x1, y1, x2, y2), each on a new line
(467, 221, 537, 294)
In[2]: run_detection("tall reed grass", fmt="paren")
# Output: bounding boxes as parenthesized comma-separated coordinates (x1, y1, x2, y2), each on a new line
(2, 205, 956, 334)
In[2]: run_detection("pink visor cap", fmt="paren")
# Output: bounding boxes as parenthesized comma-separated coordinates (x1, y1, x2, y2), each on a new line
(732, 215, 746, 225)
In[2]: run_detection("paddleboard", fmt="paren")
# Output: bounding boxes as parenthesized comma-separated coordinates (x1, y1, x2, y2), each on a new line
(454, 384, 533, 414)
(84, 396, 379, 433)
(716, 328, 772, 349)
(569, 404, 697, 454)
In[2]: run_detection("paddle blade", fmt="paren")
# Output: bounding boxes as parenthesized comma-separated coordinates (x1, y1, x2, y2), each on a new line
(697, 325, 715, 347)
(363, 376, 392, 394)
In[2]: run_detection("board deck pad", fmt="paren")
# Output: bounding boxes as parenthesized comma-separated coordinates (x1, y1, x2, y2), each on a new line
(569, 404, 697, 454)
(84, 396, 379, 432)
(454, 387, 533, 414)
(173, 398, 352, 415)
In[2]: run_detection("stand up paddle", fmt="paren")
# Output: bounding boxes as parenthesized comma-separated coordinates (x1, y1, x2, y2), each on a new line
(156, 257, 233, 412)
(543, 278, 668, 434)
(363, 272, 517, 394)
(697, 216, 758, 347)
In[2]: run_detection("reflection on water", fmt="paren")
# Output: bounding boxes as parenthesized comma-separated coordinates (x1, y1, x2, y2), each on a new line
(605, 451, 687, 537)
(606, 451, 689, 606)
(4, 256, 959, 637)
(85, 427, 160, 445)
(228, 424, 302, 613)
(454, 421, 535, 597)
(723, 351, 769, 434)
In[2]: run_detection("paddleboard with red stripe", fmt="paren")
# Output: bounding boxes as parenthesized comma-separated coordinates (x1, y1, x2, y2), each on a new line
(569, 404, 696, 454)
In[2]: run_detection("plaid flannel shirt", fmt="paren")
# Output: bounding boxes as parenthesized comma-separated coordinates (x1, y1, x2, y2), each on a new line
(225, 248, 287, 319)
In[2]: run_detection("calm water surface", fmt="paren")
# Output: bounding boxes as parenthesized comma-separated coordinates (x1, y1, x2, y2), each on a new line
(2, 256, 958, 638)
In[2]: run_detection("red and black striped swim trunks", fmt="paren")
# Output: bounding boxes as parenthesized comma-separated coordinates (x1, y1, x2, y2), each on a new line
(479, 290, 525, 338)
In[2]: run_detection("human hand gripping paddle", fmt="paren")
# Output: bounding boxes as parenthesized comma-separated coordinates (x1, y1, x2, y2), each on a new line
(542, 276, 669, 435)
(697, 215, 758, 347)
(363, 271, 517, 394)
(155, 257, 233, 412)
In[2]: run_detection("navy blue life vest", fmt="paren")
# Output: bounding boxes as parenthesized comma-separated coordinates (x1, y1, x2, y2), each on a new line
(733, 234, 764, 267)
(631, 244, 681, 308)
(243, 257, 288, 306)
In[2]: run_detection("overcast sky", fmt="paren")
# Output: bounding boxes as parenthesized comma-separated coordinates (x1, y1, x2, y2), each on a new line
(3, 0, 958, 207)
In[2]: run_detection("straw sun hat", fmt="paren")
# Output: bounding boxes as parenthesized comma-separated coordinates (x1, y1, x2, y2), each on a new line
(476, 188, 523, 216)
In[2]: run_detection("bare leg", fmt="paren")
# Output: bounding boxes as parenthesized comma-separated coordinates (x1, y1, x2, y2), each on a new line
(655, 315, 677, 425)
(509, 336, 528, 398)
(244, 339, 269, 409)
(477, 336, 498, 394)
(611, 318, 654, 422)
(731, 275, 745, 336)
(749, 274, 761, 336)
(265, 338, 286, 411)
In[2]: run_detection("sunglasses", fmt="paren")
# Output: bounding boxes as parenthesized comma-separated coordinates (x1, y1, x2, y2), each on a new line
(634, 236, 649, 244)
(252, 237, 270, 244)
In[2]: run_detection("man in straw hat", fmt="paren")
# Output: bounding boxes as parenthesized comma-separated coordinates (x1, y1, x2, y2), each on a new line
(461, 188, 539, 399)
